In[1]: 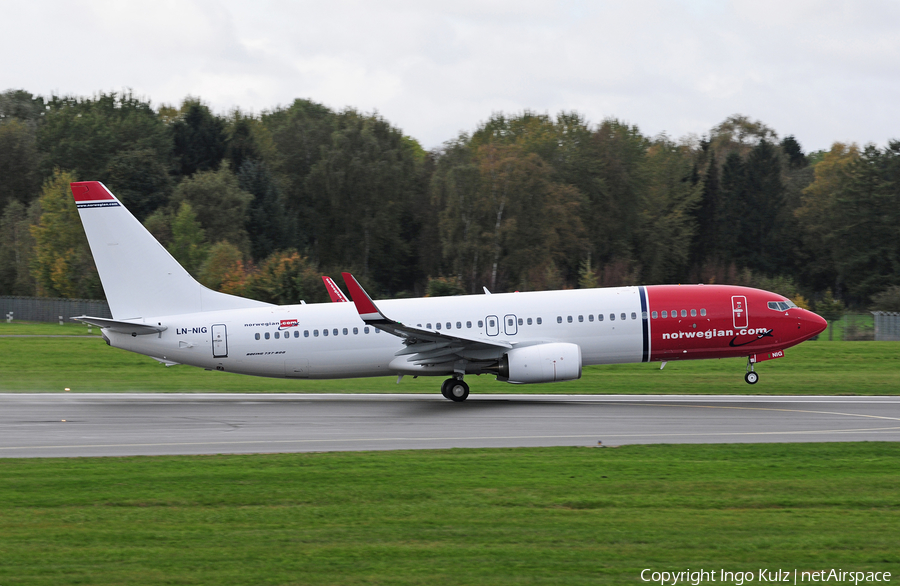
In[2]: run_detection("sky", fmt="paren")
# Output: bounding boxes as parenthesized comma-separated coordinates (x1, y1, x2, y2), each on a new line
(2, 0, 897, 152)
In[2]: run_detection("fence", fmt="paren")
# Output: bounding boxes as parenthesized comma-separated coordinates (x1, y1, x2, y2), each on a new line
(872, 311, 900, 341)
(1, 296, 111, 323)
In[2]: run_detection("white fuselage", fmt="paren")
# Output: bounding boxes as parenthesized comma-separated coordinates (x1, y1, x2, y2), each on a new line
(110, 288, 646, 379)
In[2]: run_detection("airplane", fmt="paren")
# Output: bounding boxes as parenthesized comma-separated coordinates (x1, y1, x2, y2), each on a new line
(70, 181, 828, 402)
(322, 276, 350, 302)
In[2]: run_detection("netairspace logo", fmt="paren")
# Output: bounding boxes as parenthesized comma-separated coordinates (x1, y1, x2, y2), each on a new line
(640, 569, 892, 586)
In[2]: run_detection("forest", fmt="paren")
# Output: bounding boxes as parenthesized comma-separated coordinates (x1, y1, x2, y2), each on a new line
(1, 89, 898, 311)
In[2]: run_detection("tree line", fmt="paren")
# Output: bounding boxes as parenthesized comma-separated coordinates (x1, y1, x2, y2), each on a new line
(1, 89, 898, 310)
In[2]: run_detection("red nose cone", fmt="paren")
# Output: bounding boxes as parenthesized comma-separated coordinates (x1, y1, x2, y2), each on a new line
(805, 310, 828, 337)
(811, 311, 828, 335)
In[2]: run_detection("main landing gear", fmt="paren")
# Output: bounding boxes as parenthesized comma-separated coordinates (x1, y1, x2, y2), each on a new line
(441, 377, 470, 402)
(745, 357, 759, 385)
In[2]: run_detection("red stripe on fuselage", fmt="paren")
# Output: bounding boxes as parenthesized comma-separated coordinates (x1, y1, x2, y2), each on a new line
(71, 181, 115, 202)
(645, 284, 821, 362)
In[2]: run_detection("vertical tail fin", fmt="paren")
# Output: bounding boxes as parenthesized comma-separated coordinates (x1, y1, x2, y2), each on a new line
(71, 181, 272, 319)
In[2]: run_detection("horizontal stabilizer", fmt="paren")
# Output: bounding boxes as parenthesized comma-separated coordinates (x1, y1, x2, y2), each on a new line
(73, 316, 167, 336)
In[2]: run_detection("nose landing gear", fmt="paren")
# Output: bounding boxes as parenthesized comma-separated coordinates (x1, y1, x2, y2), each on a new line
(441, 378, 470, 402)
(745, 357, 759, 384)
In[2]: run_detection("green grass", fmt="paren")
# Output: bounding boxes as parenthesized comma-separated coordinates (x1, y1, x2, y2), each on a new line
(1, 322, 898, 393)
(1, 444, 897, 585)
(0, 320, 101, 336)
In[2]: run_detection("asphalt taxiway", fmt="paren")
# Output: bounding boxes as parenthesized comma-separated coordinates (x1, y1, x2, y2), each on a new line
(1, 393, 898, 458)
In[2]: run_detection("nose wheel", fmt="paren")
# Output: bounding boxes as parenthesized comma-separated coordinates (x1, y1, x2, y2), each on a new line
(745, 357, 759, 384)
(441, 378, 470, 402)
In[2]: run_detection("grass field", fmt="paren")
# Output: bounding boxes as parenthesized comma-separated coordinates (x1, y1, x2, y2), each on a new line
(0, 321, 102, 336)
(1, 322, 898, 394)
(2, 443, 898, 585)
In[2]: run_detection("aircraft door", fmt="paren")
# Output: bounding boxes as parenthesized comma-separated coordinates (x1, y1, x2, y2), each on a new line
(486, 315, 499, 336)
(504, 314, 518, 335)
(731, 296, 748, 329)
(212, 324, 228, 358)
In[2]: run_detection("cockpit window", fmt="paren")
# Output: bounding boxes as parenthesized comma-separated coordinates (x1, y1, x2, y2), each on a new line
(769, 300, 796, 311)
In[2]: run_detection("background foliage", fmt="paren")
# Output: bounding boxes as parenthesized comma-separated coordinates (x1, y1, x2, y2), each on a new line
(1, 89, 898, 308)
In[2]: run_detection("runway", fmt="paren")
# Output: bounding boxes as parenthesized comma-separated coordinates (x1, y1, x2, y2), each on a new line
(1, 393, 899, 458)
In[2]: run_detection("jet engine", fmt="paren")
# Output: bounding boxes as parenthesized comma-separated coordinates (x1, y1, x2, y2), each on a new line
(497, 343, 582, 384)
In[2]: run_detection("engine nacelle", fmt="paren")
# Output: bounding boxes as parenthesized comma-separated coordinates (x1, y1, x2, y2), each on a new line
(498, 342, 582, 384)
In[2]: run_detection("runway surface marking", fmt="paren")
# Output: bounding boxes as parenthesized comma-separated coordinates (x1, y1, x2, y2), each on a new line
(3, 394, 899, 457)
(620, 402, 900, 422)
(3, 426, 900, 453)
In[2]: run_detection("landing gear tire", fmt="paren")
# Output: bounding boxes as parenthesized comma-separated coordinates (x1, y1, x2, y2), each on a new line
(440, 379, 452, 399)
(442, 378, 469, 402)
(745, 371, 759, 385)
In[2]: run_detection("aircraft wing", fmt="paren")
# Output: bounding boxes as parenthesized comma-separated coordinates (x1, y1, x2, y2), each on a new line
(322, 276, 350, 302)
(340, 273, 511, 368)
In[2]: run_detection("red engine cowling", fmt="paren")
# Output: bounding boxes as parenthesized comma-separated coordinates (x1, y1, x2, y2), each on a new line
(498, 343, 582, 384)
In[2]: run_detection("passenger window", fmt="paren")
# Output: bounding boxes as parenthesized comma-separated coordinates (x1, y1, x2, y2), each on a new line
(427, 323, 432, 329)
(313, 330, 319, 337)
(457, 322, 462, 329)
(353, 327, 358, 334)
(700, 309, 706, 316)
(567, 316, 573, 323)
(304, 330, 309, 337)
(343, 328, 348, 335)
(518, 318, 523, 326)
(642, 311, 648, 319)
(375, 328, 380, 333)
(265, 332, 270, 339)
(274, 332, 280, 339)
(466, 321, 472, 328)
(478, 320, 484, 328)
(662, 311, 667, 318)
(621, 313, 627, 321)
(364, 327, 370, 334)
(588, 314, 594, 322)
(332, 329, 337, 336)
(536, 317, 542, 325)
(690, 309, 697, 317)
(681, 310, 687, 318)
(489, 319, 496, 328)
(255, 333, 260, 340)
(610, 314, 615, 321)
(294, 331, 299, 338)
(446, 322, 451, 330)
(436, 323, 441, 330)
(652, 311, 658, 319)
(508, 318, 513, 327)
(598, 314, 604, 321)
(557, 316, 563, 323)
(578, 315, 584, 322)
(527, 318, 533, 325)
(323, 329, 329, 336)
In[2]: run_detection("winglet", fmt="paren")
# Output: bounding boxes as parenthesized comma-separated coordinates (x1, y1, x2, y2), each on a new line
(341, 273, 387, 322)
(322, 276, 350, 302)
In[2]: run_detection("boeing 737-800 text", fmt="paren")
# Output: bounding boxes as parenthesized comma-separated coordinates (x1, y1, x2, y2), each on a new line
(70, 181, 827, 401)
